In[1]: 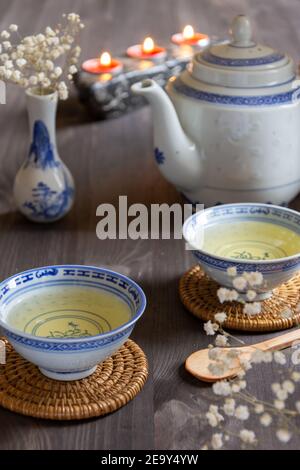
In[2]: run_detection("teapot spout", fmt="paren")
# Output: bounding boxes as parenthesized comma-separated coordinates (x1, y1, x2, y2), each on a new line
(131, 79, 203, 192)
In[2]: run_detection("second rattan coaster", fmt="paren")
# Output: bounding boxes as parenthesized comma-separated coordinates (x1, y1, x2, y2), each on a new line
(0, 338, 148, 420)
(179, 266, 300, 332)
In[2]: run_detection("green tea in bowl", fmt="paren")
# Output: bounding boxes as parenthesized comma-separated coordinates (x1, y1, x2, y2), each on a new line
(0, 265, 146, 381)
(183, 203, 300, 300)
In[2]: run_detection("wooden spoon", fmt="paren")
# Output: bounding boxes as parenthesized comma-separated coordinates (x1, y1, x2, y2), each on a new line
(185, 329, 300, 383)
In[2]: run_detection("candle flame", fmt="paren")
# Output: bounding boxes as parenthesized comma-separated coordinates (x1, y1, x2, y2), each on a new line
(142, 37, 154, 54)
(183, 25, 195, 40)
(100, 51, 112, 66)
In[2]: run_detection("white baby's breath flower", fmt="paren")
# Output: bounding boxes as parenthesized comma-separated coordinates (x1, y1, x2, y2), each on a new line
(45, 26, 55, 36)
(233, 276, 247, 291)
(3, 69, 12, 79)
(276, 429, 291, 443)
(212, 380, 231, 396)
(243, 302, 261, 316)
(227, 266, 237, 277)
(45, 60, 54, 71)
(223, 398, 236, 416)
(206, 405, 224, 427)
(4, 60, 13, 69)
(72, 45, 81, 57)
(68, 64, 77, 74)
(237, 380, 247, 390)
(235, 405, 249, 421)
(260, 413, 272, 427)
(239, 429, 256, 444)
(217, 287, 239, 303)
(37, 72, 45, 82)
(251, 350, 272, 364)
(291, 348, 300, 365)
(23, 35, 34, 46)
(282, 380, 295, 394)
(214, 312, 227, 324)
(271, 383, 281, 394)
(36, 33, 46, 43)
(54, 66, 63, 78)
(1, 30, 10, 39)
(2, 41, 11, 50)
(215, 334, 228, 347)
(246, 290, 257, 301)
(68, 13, 80, 23)
(254, 403, 264, 414)
(16, 58, 27, 68)
(0, 13, 83, 98)
(211, 433, 223, 450)
(274, 399, 285, 410)
(275, 388, 288, 401)
(47, 36, 60, 47)
(242, 271, 263, 286)
(42, 78, 51, 88)
(204, 320, 219, 336)
(58, 88, 68, 100)
(11, 70, 21, 81)
(232, 382, 242, 393)
(274, 351, 286, 365)
(0, 53, 9, 61)
(28, 75, 38, 86)
(239, 356, 252, 371)
(292, 371, 300, 382)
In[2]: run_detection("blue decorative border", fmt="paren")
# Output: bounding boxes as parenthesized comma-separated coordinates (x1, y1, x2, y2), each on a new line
(2, 325, 133, 352)
(201, 50, 285, 67)
(193, 251, 300, 273)
(173, 78, 300, 106)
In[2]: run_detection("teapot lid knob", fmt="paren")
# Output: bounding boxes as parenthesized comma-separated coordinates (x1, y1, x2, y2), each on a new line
(230, 15, 255, 47)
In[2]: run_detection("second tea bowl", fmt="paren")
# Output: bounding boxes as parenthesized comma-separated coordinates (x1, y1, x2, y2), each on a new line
(183, 203, 300, 300)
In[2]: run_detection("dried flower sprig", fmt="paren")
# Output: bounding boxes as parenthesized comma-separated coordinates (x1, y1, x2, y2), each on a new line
(0, 13, 84, 99)
(201, 268, 300, 450)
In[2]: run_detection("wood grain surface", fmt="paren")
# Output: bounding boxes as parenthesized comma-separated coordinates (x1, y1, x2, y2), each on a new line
(0, 0, 300, 450)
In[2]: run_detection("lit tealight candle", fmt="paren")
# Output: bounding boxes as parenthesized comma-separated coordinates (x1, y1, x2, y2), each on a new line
(172, 25, 209, 46)
(127, 36, 167, 60)
(82, 51, 123, 75)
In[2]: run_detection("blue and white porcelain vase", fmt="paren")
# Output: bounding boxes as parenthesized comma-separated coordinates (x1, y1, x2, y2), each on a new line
(13, 89, 75, 223)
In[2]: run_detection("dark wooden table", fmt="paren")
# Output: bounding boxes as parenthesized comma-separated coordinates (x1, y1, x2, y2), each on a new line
(0, 0, 300, 450)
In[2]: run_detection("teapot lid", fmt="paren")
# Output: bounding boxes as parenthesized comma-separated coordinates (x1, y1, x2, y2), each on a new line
(191, 15, 295, 88)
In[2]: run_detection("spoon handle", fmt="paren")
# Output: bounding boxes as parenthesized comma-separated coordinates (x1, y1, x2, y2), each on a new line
(255, 328, 300, 352)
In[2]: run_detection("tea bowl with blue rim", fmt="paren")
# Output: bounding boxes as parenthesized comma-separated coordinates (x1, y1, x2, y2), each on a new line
(0, 265, 146, 381)
(183, 203, 300, 300)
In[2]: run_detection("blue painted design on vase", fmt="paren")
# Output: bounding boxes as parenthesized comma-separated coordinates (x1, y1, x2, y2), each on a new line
(154, 147, 165, 165)
(23, 171, 74, 221)
(25, 120, 59, 169)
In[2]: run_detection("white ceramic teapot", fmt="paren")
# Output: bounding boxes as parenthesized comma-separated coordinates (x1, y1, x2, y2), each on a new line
(132, 15, 300, 206)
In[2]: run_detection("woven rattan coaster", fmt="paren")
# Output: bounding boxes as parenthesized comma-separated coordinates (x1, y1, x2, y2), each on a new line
(0, 338, 148, 420)
(179, 266, 300, 332)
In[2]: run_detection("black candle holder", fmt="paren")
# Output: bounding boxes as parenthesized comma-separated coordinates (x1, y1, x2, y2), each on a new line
(74, 37, 222, 120)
